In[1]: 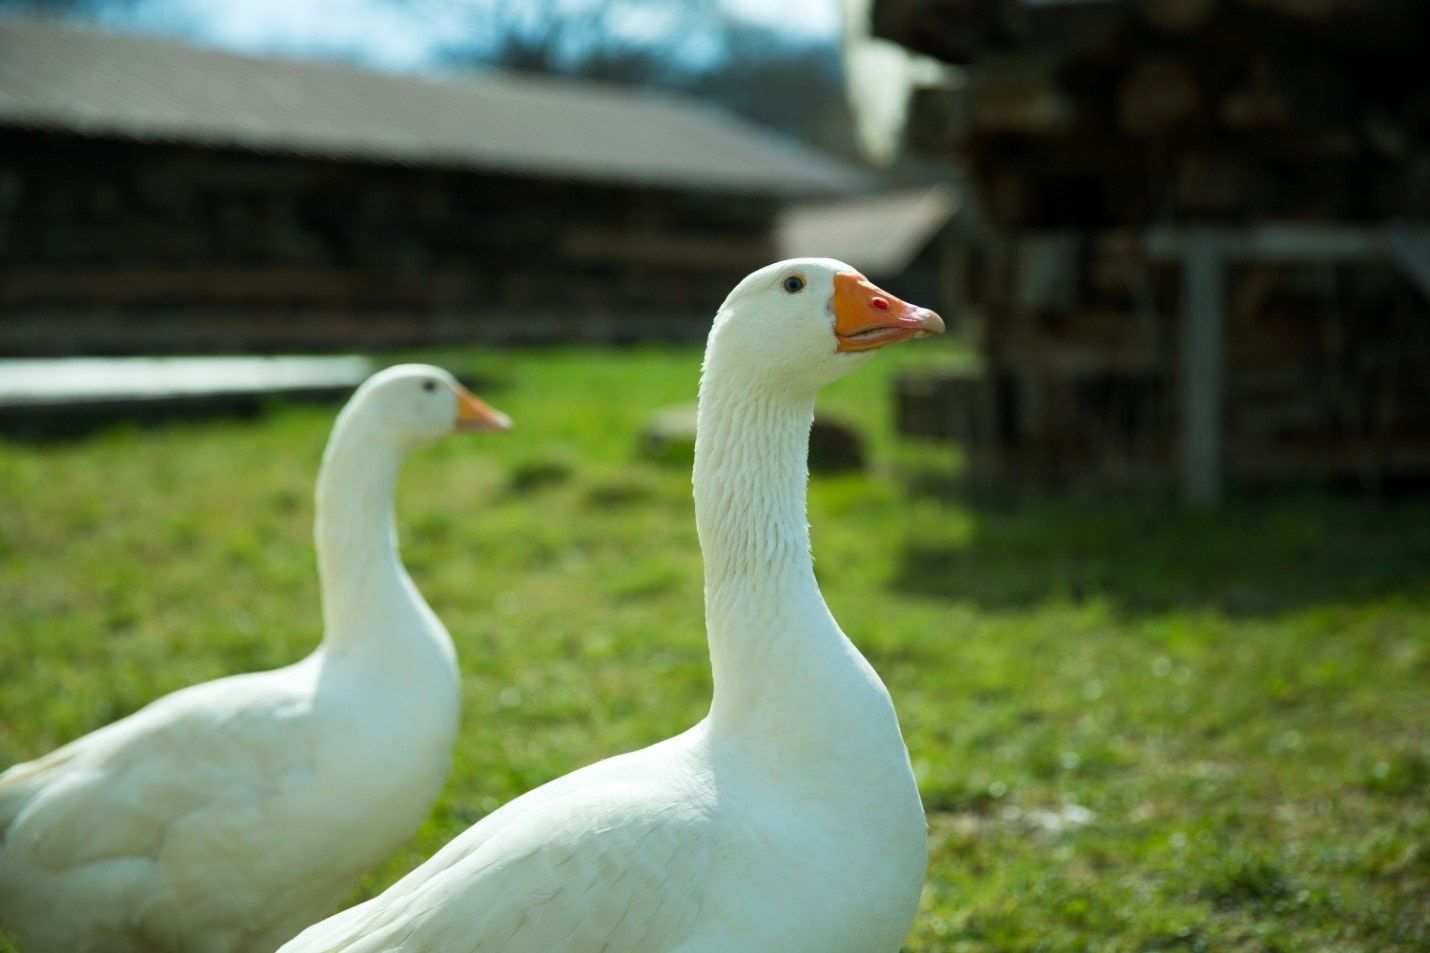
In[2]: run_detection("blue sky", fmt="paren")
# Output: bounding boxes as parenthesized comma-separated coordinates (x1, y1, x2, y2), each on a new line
(86, 0, 842, 72)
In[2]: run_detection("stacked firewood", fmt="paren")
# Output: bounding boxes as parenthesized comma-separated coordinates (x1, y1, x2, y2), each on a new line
(891, 0, 1430, 226)
(879, 0, 1430, 490)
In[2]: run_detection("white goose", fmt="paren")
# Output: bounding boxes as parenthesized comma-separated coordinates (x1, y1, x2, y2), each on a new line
(0, 364, 511, 953)
(280, 259, 944, 953)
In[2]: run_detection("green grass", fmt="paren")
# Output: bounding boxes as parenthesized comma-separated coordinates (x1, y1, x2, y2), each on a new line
(1, 343, 1426, 952)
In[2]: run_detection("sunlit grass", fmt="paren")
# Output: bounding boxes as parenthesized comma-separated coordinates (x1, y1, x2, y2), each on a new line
(1, 343, 1425, 952)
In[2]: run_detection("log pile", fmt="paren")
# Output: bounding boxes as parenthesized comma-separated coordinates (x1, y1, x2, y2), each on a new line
(878, 0, 1430, 492)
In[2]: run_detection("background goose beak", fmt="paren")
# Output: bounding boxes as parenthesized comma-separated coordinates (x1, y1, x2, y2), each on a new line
(832, 272, 944, 352)
(454, 385, 512, 433)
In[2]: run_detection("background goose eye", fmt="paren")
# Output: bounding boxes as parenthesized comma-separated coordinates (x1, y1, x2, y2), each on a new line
(782, 275, 805, 294)
(422, 380, 437, 393)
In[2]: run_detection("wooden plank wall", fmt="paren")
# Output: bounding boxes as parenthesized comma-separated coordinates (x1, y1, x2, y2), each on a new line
(0, 133, 777, 355)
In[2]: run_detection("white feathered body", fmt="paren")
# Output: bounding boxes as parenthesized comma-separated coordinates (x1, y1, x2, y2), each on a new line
(283, 676, 925, 953)
(0, 633, 458, 953)
(0, 366, 479, 953)
(282, 279, 933, 953)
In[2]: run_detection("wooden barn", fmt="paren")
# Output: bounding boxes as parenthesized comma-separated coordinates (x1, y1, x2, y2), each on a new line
(0, 18, 867, 356)
(859, 0, 1430, 501)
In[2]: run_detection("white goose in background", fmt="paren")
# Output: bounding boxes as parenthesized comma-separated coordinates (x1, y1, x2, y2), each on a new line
(281, 259, 945, 953)
(0, 364, 511, 953)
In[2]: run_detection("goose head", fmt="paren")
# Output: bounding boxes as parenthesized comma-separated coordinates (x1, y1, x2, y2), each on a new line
(709, 257, 944, 395)
(341, 363, 511, 452)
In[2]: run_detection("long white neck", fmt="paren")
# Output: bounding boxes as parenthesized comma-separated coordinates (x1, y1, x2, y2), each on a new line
(694, 347, 893, 756)
(313, 417, 443, 663)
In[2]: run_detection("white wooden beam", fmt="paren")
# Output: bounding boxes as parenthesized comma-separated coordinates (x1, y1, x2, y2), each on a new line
(1180, 229, 1224, 506)
(1147, 221, 1430, 505)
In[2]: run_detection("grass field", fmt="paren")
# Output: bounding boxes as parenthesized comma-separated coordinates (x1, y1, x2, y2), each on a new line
(1, 344, 1426, 952)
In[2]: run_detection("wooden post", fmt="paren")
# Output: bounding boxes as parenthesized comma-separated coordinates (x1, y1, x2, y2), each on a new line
(1180, 228, 1225, 505)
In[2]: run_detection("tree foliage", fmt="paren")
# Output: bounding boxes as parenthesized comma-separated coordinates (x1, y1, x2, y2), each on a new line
(434, 1, 855, 155)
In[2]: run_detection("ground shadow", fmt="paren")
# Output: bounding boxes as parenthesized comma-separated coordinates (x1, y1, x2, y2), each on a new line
(893, 490, 1430, 617)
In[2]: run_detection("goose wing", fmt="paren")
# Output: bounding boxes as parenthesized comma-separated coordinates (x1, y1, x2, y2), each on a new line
(0, 671, 317, 879)
(283, 782, 714, 953)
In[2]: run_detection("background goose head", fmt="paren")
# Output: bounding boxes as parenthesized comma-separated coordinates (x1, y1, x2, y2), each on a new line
(708, 257, 945, 395)
(336, 363, 511, 452)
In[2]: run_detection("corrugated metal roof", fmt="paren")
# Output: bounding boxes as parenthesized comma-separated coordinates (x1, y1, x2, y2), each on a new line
(0, 17, 869, 196)
(776, 184, 959, 275)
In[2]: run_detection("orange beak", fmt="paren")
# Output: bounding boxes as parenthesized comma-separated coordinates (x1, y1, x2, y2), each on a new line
(454, 384, 512, 433)
(833, 272, 945, 352)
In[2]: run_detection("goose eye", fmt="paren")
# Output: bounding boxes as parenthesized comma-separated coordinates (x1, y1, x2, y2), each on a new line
(782, 275, 805, 294)
(421, 380, 437, 393)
